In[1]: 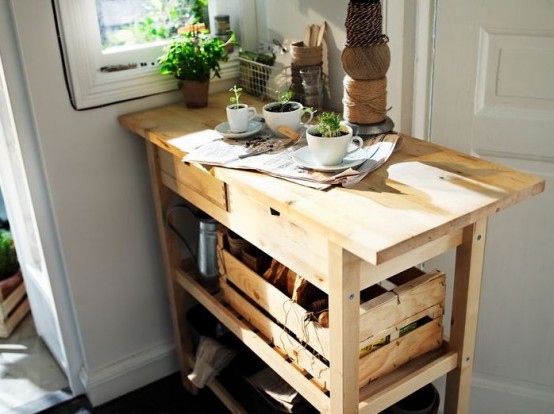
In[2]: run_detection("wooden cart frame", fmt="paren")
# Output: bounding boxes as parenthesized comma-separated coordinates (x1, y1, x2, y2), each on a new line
(120, 92, 544, 413)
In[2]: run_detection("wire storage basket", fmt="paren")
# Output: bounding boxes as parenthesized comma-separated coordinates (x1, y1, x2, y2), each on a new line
(238, 58, 291, 102)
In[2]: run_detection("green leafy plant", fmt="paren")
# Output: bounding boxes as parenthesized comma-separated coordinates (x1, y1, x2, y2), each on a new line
(102, 0, 208, 48)
(277, 89, 293, 111)
(315, 112, 344, 137)
(0, 229, 19, 280)
(229, 85, 242, 107)
(158, 29, 236, 82)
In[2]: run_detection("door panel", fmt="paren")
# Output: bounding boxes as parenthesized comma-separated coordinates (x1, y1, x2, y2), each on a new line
(474, 28, 554, 160)
(429, 0, 554, 411)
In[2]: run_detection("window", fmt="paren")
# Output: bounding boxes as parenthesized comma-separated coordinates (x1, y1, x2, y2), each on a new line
(54, 0, 258, 109)
(96, 0, 207, 50)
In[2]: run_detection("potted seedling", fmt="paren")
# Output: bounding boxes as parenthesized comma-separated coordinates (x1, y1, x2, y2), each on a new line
(0, 229, 19, 281)
(226, 85, 257, 133)
(310, 112, 344, 137)
(158, 29, 236, 108)
(306, 112, 363, 166)
(262, 89, 314, 137)
(229, 84, 242, 108)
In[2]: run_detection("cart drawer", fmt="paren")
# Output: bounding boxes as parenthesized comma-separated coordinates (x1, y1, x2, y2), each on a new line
(158, 148, 227, 211)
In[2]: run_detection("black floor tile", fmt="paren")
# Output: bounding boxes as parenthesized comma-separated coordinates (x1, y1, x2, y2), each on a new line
(39, 374, 230, 414)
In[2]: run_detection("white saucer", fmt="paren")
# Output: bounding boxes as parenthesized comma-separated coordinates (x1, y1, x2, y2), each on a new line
(215, 121, 263, 139)
(292, 145, 368, 172)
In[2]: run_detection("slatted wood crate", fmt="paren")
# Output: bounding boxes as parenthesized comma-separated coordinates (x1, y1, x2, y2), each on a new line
(0, 271, 30, 338)
(217, 230, 445, 390)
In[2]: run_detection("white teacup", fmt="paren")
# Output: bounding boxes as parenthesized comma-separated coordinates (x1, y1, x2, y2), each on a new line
(226, 104, 257, 133)
(262, 101, 314, 137)
(306, 124, 364, 166)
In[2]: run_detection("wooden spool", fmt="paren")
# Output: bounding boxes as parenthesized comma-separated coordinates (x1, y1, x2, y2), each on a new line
(343, 75, 388, 124)
(341, 43, 390, 80)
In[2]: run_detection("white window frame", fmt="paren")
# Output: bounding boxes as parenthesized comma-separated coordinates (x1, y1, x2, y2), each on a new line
(54, 0, 257, 109)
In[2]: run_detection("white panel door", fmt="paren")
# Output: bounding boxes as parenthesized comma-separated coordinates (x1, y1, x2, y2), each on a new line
(429, 1, 554, 413)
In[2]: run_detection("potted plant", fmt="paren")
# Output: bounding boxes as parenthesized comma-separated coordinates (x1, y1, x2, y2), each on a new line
(158, 29, 235, 108)
(226, 85, 257, 133)
(310, 112, 344, 137)
(0, 229, 19, 281)
(262, 89, 314, 137)
(228, 84, 242, 108)
(306, 112, 363, 166)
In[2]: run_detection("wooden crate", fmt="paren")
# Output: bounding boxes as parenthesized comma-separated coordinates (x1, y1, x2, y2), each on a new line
(218, 236, 445, 389)
(0, 271, 30, 338)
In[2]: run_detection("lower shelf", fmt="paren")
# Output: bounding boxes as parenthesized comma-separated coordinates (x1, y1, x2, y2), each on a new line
(176, 265, 458, 413)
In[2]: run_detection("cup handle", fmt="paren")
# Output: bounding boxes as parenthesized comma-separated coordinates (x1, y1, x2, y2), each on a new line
(346, 136, 364, 154)
(248, 107, 257, 119)
(300, 108, 314, 126)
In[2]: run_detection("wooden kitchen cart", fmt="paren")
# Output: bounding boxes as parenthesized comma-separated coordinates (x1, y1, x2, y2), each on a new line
(119, 92, 544, 414)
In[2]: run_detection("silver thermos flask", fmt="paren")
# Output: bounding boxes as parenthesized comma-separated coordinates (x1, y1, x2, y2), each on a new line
(196, 211, 219, 292)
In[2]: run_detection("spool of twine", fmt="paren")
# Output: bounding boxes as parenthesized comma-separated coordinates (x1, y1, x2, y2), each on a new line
(343, 75, 388, 124)
(345, 2, 389, 47)
(341, 43, 391, 80)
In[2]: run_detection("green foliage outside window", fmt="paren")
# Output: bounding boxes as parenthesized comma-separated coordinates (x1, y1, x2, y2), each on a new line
(101, 0, 209, 48)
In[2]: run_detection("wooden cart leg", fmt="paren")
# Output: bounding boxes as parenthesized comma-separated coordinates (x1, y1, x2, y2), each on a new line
(445, 218, 487, 413)
(328, 243, 362, 414)
(145, 142, 196, 393)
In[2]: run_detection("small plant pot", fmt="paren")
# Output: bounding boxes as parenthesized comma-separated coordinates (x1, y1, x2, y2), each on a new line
(262, 101, 314, 137)
(290, 41, 323, 66)
(179, 80, 210, 108)
(226, 231, 250, 258)
(306, 124, 363, 166)
(226, 104, 257, 133)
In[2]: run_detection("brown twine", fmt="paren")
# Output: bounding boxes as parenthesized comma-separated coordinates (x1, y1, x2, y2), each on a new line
(343, 75, 389, 124)
(345, 2, 389, 47)
(279, 299, 326, 359)
(341, 43, 391, 80)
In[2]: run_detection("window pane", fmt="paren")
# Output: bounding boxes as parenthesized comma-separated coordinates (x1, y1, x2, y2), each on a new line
(96, 0, 209, 50)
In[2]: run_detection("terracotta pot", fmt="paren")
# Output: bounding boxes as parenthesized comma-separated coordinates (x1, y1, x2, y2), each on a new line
(179, 80, 210, 108)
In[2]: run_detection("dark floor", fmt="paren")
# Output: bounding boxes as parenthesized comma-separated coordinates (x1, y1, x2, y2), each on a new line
(38, 373, 230, 414)
(9, 305, 317, 414)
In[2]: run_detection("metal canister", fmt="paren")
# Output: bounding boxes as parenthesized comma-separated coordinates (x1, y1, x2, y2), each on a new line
(196, 211, 219, 292)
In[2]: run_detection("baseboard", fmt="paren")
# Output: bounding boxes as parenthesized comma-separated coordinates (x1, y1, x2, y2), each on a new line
(79, 340, 178, 406)
(434, 372, 554, 414)
(470, 372, 554, 414)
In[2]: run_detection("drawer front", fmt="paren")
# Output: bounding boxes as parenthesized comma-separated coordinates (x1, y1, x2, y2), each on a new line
(221, 186, 331, 291)
(158, 149, 227, 212)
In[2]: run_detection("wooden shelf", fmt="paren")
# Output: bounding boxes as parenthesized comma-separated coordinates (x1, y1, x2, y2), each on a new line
(176, 265, 458, 413)
(184, 352, 248, 414)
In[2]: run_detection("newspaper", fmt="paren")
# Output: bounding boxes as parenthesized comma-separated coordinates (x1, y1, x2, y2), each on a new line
(181, 124, 403, 189)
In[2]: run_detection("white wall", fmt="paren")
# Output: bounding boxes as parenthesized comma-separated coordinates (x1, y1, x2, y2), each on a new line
(255, 0, 410, 131)
(4, 0, 186, 404)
